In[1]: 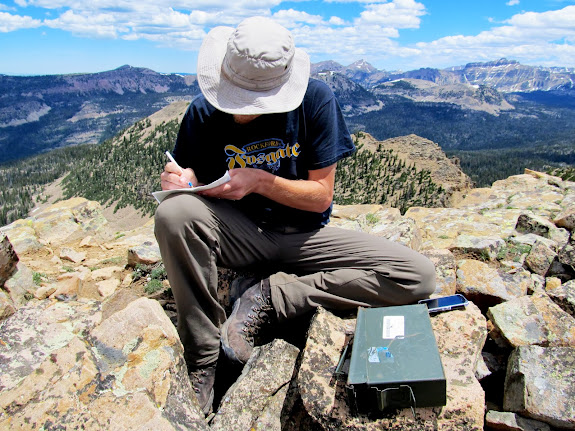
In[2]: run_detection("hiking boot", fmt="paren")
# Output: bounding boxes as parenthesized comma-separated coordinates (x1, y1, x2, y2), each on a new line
(221, 278, 274, 364)
(188, 363, 216, 416)
(229, 276, 259, 305)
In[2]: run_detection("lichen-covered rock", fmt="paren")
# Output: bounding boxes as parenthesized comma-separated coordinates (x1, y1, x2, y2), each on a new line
(0, 297, 206, 430)
(553, 208, 575, 231)
(3, 262, 35, 308)
(295, 305, 486, 430)
(515, 213, 569, 248)
(487, 294, 575, 347)
(485, 410, 552, 431)
(369, 217, 422, 251)
(449, 234, 505, 261)
(127, 240, 162, 267)
(210, 339, 300, 431)
(524, 239, 558, 276)
(504, 345, 575, 429)
(545, 279, 575, 317)
(456, 259, 530, 309)
(421, 249, 457, 296)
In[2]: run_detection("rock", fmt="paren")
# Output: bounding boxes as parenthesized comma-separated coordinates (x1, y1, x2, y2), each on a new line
(0, 233, 18, 287)
(294, 305, 487, 430)
(127, 241, 162, 267)
(487, 294, 575, 347)
(421, 249, 457, 296)
(97, 278, 121, 298)
(545, 279, 575, 317)
(456, 260, 529, 309)
(369, 217, 422, 251)
(3, 263, 35, 307)
(90, 266, 124, 282)
(558, 236, 575, 269)
(0, 221, 43, 254)
(0, 297, 206, 430)
(485, 410, 551, 431)
(525, 240, 557, 277)
(49, 274, 82, 300)
(515, 213, 569, 247)
(59, 247, 86, 263)
(504, 345, 575, 429)
(449, 234, 505, 261)
(210, 339, 300, 431)
(0, 290, 16, 320)
(553, 207, 575, 231)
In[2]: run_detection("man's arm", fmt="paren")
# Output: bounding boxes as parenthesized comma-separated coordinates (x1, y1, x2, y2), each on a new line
(198, 164, 336, 214)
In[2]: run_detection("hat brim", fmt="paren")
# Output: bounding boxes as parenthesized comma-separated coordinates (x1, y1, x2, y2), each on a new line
(197, 26, 310, 115)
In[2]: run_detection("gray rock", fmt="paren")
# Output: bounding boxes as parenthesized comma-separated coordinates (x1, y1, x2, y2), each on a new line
(0, 297, 206, 430)
(127, 240, 162, 267)
(525, 240, 557, 276)
(211, 339, 300, 431)
(504, 345, 575, 429)
(487, 294, 575, 347)
(553, 208, 575, 231)
(545, 279, 575, 317)
(558, 236, 575, 269)
(449, 234, 506, 261)
(3, 262, 35, 308)
(485, 410, 551, 431)
(456, 259, 530, 309)
(421, 249, 457, 296)
(515, 213, 570, 247)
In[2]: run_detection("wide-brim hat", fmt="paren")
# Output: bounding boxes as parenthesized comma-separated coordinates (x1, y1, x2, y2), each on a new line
(197, 16, 310, 115)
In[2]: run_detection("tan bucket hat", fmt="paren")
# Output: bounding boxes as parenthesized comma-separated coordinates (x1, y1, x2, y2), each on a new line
(197, 16, 311, 115)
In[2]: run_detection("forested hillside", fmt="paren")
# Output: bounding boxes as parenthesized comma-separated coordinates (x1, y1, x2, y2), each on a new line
(1, 107, 458, 226)
(346, 93, 575, 186)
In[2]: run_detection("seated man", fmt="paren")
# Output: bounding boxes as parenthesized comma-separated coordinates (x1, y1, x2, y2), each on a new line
(154, 16, 436, 416)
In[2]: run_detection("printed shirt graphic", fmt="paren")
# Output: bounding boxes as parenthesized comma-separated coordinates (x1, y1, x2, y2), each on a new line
(225, 138, 300, 172)
(173, 79, 355, 230)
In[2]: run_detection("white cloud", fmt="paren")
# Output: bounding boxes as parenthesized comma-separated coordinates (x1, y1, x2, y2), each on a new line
(411, 5, 575, 69)
(506, 0, 519, 6)
(358, 0, 425, 28)
(0, 11, 41, 31)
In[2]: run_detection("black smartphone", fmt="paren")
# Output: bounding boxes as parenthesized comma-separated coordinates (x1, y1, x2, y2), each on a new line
(418, 294, 469, 314)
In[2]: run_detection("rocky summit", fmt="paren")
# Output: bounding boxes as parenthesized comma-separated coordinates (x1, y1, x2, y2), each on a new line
(1, 169, 574, 430)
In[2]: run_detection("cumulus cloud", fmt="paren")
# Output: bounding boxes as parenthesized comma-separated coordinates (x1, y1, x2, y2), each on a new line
(4, 0, 575, 71)
(412, 5, 575, 69)
(0, 11, 41, 31)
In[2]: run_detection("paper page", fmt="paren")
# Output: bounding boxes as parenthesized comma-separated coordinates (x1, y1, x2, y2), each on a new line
(152, 171, 231, 204)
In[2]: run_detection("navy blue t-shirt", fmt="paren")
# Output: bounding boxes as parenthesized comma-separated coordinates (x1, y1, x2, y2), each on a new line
(173, 78, 356, 230)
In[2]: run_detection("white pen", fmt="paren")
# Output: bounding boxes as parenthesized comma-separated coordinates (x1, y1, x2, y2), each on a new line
(165, 151, 194, 188)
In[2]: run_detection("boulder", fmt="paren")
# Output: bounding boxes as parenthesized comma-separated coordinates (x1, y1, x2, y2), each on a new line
(456, 259, 530, 309)
(449, 234, 505, 261)
(421, 249, 457, 296)
(553, 208, 575, 231)
(487, 294, 575, 347)
(0, 297, 206, 430)
(127, 241, 162, 267)
(485, 410, 552, 431)
(504, 346, 575, 429)
(210, 339, 300, 431)
(545, 279, 575, 317)
(524, 240, 557, 277)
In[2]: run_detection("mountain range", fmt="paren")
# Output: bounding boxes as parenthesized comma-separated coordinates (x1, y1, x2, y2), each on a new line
(1, 59, 574, 185)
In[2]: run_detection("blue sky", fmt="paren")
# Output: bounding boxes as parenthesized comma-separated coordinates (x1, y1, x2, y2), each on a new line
(1, 0, 574, 75)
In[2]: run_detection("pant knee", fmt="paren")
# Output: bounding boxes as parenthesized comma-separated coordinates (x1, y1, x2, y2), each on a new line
(414, 255, 437, 299)
(154, 194, 208, 238)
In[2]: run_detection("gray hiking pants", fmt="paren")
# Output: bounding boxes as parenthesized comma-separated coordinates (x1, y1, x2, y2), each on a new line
(154, 194, 436, 367)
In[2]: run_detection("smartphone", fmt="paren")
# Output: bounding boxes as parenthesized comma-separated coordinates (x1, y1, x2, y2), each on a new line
(418, 294, 469, 314)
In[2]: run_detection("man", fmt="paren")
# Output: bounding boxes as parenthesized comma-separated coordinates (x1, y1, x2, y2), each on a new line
(154, 16, 435, 416)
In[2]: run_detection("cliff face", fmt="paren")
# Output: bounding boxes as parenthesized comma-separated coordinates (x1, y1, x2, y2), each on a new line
(0, 169, 574, 430)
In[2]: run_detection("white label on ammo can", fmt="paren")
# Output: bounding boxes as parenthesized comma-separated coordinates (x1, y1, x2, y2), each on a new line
(382, 316, 404, 339)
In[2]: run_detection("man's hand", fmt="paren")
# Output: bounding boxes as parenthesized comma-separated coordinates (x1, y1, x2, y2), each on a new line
(199, 164, 336, 214)
(160, 162, 199, 191)
(198, 168, 260, 201)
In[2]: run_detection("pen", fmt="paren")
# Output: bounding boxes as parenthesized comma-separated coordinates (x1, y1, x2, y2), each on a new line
(165, 151, 193, 188)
